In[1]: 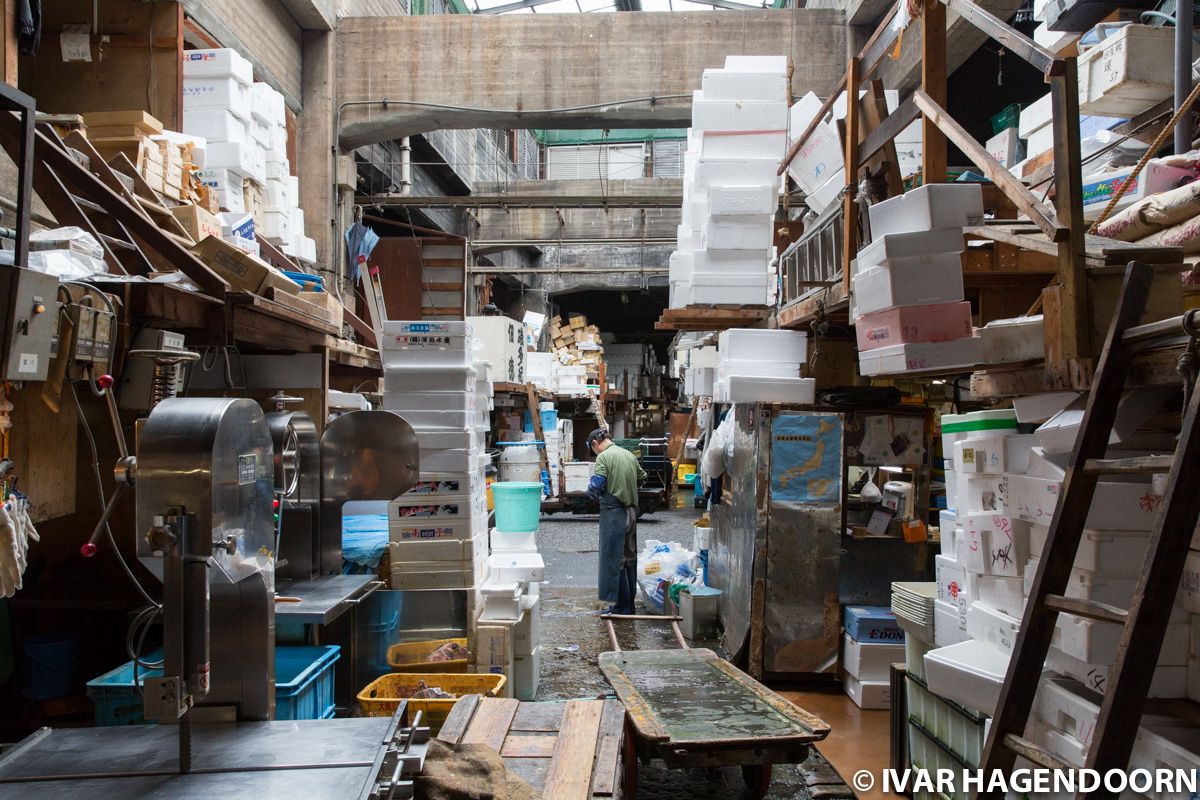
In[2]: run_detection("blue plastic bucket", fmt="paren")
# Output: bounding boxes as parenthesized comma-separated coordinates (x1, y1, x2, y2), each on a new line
(491, 481, 543, 532)
(20, 633, 80, 701)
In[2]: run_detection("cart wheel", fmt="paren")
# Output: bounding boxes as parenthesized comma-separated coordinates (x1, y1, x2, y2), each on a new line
(622, 723, 639, 797)
(740, 763, 772, 800)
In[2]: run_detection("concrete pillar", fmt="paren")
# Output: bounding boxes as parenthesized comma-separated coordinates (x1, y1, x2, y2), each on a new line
(298, 29, 338, 286)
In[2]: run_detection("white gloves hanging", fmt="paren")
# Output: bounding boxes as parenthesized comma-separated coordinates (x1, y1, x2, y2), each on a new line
(0, 494, 38, 599)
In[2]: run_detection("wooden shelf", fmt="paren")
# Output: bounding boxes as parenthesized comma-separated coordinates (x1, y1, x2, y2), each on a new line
(655, 304, 772, 332)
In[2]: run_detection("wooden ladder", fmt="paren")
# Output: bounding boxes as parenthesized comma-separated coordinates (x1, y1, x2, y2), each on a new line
(977, 261, 1200, 793)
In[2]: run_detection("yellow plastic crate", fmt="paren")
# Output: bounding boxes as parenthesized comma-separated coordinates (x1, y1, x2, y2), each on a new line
(356, 673, 507, 732)
(386, 638, 470, 673)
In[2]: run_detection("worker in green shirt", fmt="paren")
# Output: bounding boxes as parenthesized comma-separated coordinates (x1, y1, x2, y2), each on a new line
(586, 429, 646, 614)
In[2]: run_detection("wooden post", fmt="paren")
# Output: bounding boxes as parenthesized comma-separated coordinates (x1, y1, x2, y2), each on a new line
(1050, 57, 1089, 371)
(921, 0, 948, 184)
(841, 56, 861, 297)
(3, 0, 17, 87)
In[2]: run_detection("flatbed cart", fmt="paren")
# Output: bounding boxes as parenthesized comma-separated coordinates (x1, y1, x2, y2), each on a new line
(598, 614, 831, 800)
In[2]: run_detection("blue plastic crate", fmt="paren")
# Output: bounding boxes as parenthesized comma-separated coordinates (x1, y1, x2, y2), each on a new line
(86, 645, 340, 726)
(843, 605, 904, 643)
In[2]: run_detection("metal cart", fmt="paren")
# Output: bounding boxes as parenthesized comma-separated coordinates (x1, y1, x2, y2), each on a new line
(598, 614, 831, 799)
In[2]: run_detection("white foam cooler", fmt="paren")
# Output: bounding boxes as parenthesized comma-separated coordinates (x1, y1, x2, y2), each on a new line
(718, 328, 808, 363)
(851, 262, 965, 317)
(867, 183, 985, 237)
(856, 228, 965, 270)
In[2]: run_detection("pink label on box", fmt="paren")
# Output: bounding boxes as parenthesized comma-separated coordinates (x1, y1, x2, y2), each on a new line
(855, 301, 974, 352)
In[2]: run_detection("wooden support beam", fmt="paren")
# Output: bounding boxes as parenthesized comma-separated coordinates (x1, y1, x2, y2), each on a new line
(1051, 57, 1090, 363)
(861, 80, 905, 197)
(859, 95, 919, 169)
(842, 56, 861, 297)
(921, 0, 948, 184)
(913, 90, 1066, 242)
(941, 0, 1061, 79)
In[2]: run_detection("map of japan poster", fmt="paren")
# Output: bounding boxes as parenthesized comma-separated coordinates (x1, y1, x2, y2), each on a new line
(770, 412, 843, 506)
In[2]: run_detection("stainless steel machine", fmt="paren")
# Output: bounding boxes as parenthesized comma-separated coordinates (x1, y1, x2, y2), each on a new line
(0, 393, 428, 798)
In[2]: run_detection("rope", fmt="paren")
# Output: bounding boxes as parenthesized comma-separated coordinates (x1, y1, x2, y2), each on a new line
(1087, 79, 1200, 233)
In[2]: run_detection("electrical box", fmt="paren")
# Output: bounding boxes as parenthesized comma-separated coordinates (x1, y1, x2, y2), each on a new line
(0, 265, 59, 381)
(60, 286, 118, 378)
(120, 329, 188, 411)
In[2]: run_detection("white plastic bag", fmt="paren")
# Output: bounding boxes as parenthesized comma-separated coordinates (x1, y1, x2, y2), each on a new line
(636, 540, 697, 613)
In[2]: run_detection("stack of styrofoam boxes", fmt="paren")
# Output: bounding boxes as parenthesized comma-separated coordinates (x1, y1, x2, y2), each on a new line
(184, 49, 255, 217)
(669, 56, 787, 308)
(713, 329, 813, 404)
(604, 343, 645, 397)
(1018, 94, 1055, 171)
(925, 410, 1020, 716)
(842, 605, 904, 710)
(855, 184, 984, 377)
(542, 404, 563, 500)
(381, 321, 490, 593)
(556, 365, 588, 396)
(476, 508, 545, 700)
(469, 315, 527, 385)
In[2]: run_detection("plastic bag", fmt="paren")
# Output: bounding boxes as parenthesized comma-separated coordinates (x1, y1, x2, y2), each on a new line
(636, 540, 697, 613)
(702, 412, 734, 480)
(30, 226, 105, 260)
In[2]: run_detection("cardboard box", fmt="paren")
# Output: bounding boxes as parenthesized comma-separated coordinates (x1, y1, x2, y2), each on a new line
(84, 110, 164, 135)
(300, 290, 344, 328)
(190, 236, 298, 296)
(170, 204, 223, 243)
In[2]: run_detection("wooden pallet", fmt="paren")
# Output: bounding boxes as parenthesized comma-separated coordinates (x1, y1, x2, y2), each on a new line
(438, 696, 626, 799)
(655, 304, 771, 332)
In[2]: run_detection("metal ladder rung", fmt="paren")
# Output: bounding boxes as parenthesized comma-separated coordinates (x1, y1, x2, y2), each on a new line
(1002, 734, 1071, 771)
(1083, 455, 1174, 475)
(1043, 594, 1128, 624)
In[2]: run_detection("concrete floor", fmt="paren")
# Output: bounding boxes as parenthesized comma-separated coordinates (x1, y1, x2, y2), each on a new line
(531, 506, 837, 800)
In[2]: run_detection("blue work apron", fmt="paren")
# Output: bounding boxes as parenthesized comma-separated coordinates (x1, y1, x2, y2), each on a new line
(597, 492, 635, 603)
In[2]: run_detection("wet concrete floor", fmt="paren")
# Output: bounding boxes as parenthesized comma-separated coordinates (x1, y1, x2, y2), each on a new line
(531, 507, 841, 799)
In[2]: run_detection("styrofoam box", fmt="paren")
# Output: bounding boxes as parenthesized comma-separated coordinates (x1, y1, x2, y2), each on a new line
(1182, 550, 1200, 613)
(492, 528, 538, 553)
(390, 557, 488, 590)
(183, 108, 249, 144)
(722, 376, 815, 404)
(387, 390, 476, 414)
(1034, 21, 1077, 55)
(198, 167, 244, 212)
(381, 321, 473, 366)
(804, 169, 844, 215)
(1078, 25, 1177, 118)
(389, 498, 477, 523)
(1027, 525, 1147, 577)
(785, 92, 843, 195)
(266, 158, 290, 181)
(718, 329, 807, 363)
(183, 77, 251, 120)
(1018, 92, 1053, 139)
(985, 127, 1024, 168)
(488, 552, 545, 584)
(669, 251, 694, 280)
(696, 157, 782, 188)
(402, 474, 482, 502)
(851, 261, 964, 317)
(858, 338, 981, 377)
(703, 217, 773, 251)
(1048, 645, 1188, 699)
(924, 639, 1009, 716)
(182, 48, 253, 83)
(1012, 391, 1080, 424)
(701, 69, 789, 102)
(390, 511, 488, 542)
(938, 511, 958, 558)
(935, 554, 976, 605)
(692, 93, 788, 132)
(707, 183, 778, 216)
(384, 365, 476, 393)
(692, 249, 771, 275)
(716, 359, 802, 383)
(855, 302, 974, 352)
(1132, 719, 1200, 784)
(251, 82, 286, 125)
(906, 672, 988, 767)
(388, 534, 486, 565)
(844, 673, 891, 709)
(692, 274, 768, 305)
(959, 512, 1030, 577)
(480, 583, 525, 621)
(867, 184, 984, 238)
(856, 228, 965, 271)
(843, 632, 905, 682)
(1010, 474, 1161, 532)
(206, 141, 260, 180)
(1024, 125, 1054, 159)
(959, 473, 1008, 515)
(980, 315, 1046, 364)
(934, 598, 971, 647)
(966, 601, 1021, 654)
(723, 55, 788, 73)
(976, 575, 1024, 618)
(700, 131, 787, 161)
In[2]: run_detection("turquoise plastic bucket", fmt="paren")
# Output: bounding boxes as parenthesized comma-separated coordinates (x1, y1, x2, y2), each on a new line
(491, 481, 543, 532)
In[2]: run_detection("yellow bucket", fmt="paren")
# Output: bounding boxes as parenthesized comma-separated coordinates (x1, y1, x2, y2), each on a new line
(356, 672, 507, 733)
